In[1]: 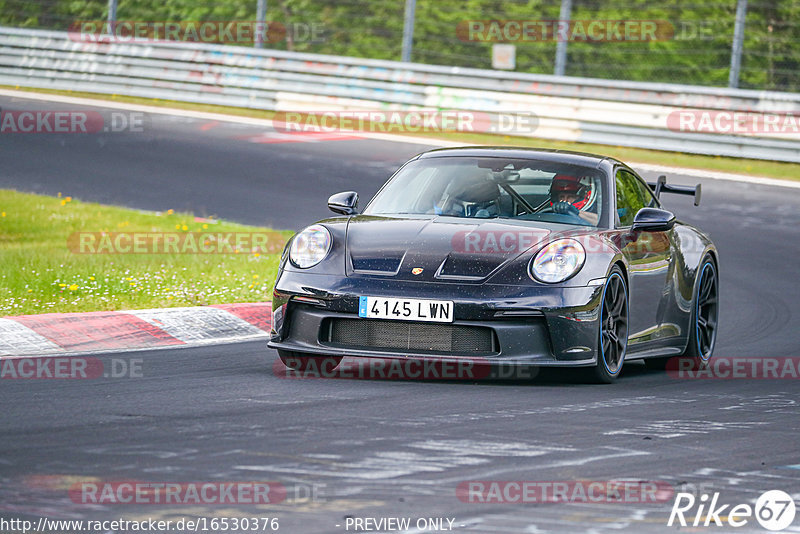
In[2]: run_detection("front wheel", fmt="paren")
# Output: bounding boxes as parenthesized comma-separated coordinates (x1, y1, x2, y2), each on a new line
(591, 267, 629, 383)
(278, 350, 342, 374)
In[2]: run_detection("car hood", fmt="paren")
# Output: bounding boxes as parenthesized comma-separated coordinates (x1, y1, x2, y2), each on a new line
(345, 215, 557, 282)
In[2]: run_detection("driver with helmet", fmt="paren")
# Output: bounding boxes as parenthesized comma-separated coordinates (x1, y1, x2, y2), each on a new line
(550, 174, 599, 225)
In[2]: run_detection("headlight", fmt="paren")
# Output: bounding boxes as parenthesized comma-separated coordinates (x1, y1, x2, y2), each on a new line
(289, 224, 331, 268)
(529, 238, 585, 283)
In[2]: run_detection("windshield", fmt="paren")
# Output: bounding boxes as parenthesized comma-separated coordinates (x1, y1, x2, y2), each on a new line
(364, 157, 605, 227)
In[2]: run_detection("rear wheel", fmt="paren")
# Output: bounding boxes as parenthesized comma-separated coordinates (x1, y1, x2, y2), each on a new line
(639, 257, 719, 373)
(591, 267, 629, 383)
(278, 350, 342, 374)
(683, 258, 719, 363)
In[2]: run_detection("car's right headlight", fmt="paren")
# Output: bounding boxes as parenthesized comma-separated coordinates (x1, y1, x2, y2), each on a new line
(529, 238, 586, 283)
(289, 224, 331, 268)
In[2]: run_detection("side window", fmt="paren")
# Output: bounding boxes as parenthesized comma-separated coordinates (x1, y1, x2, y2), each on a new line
(615, 169, 656, 227)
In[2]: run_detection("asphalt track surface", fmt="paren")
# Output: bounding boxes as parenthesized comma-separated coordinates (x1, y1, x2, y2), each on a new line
(1, 94, 799, 533)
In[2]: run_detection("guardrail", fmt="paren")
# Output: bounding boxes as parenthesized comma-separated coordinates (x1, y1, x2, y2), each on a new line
(1, 26, 799, 163)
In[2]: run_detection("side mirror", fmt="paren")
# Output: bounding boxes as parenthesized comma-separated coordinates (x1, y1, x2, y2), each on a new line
(632, 207, 676, 232)
(328, 191, 359, 215)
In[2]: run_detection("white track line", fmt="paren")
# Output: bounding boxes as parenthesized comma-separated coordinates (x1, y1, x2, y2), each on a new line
(631, 162, 800, 190)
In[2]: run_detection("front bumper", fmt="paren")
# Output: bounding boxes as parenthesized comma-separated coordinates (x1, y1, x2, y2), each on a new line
(268, 272, 603, 367)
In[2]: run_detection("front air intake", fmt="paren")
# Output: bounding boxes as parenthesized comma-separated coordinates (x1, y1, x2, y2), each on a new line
(322, 318, 497, 355)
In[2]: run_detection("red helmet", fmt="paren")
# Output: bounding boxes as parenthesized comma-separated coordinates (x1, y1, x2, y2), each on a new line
(550, 174, 591, 210)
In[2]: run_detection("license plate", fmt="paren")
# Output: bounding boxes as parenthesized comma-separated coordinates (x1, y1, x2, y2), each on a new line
(358, 296, 454, 323)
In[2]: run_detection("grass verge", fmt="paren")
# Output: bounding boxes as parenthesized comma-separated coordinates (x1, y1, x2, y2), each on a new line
(3, 85, 800, 181)
(0, 189, 291, 316)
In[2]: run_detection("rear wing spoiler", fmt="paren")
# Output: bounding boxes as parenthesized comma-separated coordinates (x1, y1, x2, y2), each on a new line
(647, 175, 702, 206)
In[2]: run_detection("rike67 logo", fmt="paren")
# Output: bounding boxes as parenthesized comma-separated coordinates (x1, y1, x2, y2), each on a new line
(668, 490, 796, 531)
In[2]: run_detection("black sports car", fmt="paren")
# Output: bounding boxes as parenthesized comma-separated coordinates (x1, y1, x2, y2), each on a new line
(268, 147, 719, 383)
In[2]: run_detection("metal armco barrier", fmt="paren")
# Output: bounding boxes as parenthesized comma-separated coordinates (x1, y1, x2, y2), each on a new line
(1, 26, 799, 162)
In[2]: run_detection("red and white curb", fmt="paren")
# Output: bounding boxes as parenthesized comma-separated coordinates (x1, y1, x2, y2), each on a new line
(0, 303, 272, 358)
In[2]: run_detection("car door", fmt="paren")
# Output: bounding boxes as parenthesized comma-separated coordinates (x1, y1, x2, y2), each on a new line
(614, 168, 675, 348)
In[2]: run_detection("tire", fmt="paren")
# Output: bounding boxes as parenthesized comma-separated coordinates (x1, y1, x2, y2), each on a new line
(278, 350, 342, 374)
(683, 257, 719, 363)
(591, 266, 629, 384)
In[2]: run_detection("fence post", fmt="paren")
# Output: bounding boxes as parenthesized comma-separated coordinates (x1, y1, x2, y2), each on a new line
(401, 0, 417, 62)
(554, 0, 572, 76)
(728, 0, 748, 88)
(106, 0, 117, 35)
(255, 0, 267, 48)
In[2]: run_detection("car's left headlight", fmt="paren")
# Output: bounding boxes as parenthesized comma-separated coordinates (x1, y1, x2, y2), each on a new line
(529, 238, 586, 283)
(289, 224, 331, 268)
